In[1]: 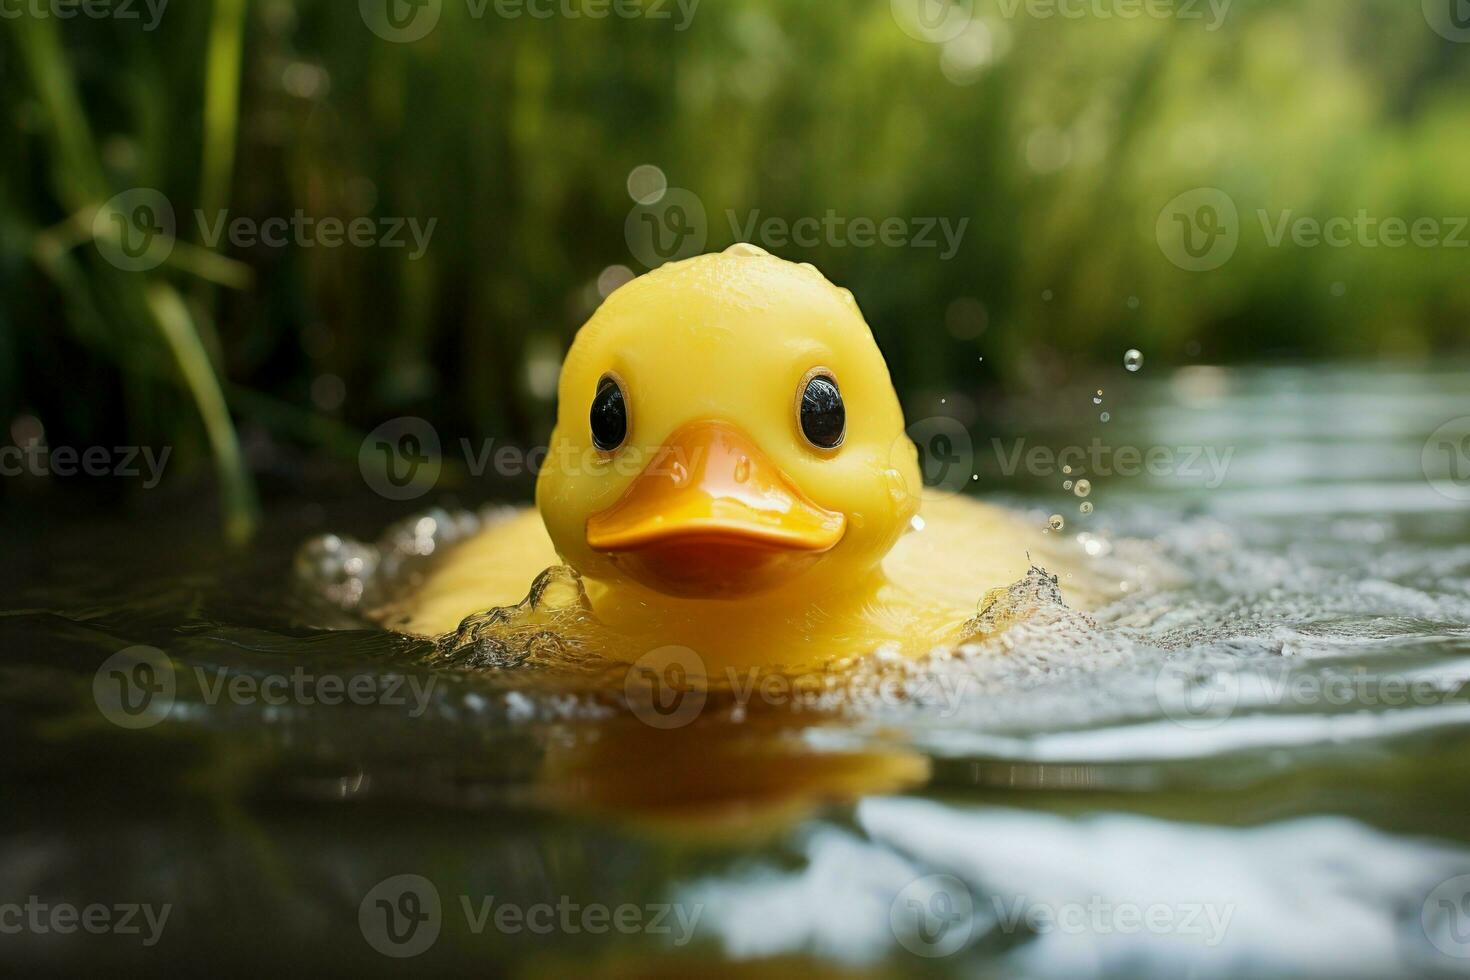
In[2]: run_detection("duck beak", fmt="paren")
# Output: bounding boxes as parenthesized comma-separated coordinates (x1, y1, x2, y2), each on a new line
(586, 420, 846, 597)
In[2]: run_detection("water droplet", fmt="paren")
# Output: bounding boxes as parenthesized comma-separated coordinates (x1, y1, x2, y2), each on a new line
(1048, 514, 1065, 532)
(734, 456, 751, 484)
(1100, 412, 1111, 423)
(911, 515, 927, 532)
(1074, 479, 1091, 498)
(670, 461, 689, 487)
(1080, 501, 1094, 515)
(1124, 349, 1144, 372)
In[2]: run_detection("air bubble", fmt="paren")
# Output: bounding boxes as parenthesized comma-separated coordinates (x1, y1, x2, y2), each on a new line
(1074, 479, 1091, 498)
(1124, 349, 1144, 372)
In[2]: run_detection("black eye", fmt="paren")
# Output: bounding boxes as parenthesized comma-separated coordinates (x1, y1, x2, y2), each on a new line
(798, 372, 845, 450)
(590, 375, 628, 452)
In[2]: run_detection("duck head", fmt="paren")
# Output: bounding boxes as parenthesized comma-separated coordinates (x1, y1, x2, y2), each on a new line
(536, 246, 922, 601)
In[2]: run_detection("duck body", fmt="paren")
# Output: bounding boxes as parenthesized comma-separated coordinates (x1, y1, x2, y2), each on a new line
(381, 247, 1065, 668)
(383, 493, 1048, 666)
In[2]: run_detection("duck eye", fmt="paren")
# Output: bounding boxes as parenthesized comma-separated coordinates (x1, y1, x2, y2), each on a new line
(590, 374, 629, 452)
(798, 371, 845, 450)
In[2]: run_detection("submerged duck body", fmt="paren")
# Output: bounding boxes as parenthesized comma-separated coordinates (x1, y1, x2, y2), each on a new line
(382, 247, 1070, 668)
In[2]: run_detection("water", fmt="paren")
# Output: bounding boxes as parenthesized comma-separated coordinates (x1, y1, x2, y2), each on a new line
(4, 364, 1470, 976)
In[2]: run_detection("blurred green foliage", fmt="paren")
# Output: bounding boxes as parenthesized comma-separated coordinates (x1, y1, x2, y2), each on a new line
(3, 0, 1469, 535)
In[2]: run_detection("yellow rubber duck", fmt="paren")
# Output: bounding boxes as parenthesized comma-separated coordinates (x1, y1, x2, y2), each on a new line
(382, 245, 1074, 667)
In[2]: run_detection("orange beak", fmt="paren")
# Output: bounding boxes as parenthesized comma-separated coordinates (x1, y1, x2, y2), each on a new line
(586, 421, 846, 597)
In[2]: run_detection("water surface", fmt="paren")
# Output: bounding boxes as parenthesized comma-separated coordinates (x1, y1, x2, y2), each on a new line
(4, 364, 1469, 976)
